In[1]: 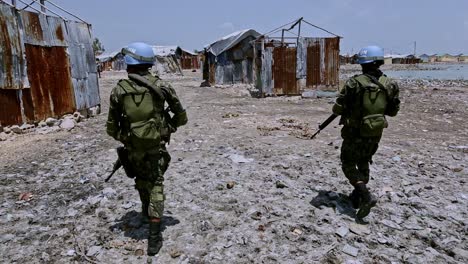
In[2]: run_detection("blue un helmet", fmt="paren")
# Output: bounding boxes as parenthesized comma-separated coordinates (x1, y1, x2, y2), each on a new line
(121, 42, 155, 65)
(357, 45, 384, 64)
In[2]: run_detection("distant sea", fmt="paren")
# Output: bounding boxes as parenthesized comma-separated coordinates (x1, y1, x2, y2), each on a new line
(386, 64, 468, 80)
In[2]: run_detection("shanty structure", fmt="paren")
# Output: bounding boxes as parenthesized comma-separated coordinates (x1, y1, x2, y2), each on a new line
(254, 18, 341, 96)
(0, 0, 100, 126)
(459, 54, 468, 62)
(177, 48, 200, 70)
(203, 29, 261, 85)
(435, 54, 458, 63)
(96, 51, 126, 71)
(384, 54, 420, 64)
(419, 54, 436, 63)
(152, 46, 183, 75)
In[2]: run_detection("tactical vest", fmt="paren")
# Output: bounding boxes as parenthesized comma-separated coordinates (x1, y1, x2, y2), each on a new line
(352, 74, 390, 137)
(118, 78, 165, 150)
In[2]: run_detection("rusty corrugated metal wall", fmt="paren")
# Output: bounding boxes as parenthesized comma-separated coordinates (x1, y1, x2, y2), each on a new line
(273, 47, 298, 95)
(256, 36, 340, 96)
(305, 37, 340, 88)
(0, 2, 99, 126)
(0, 4, 27, 90)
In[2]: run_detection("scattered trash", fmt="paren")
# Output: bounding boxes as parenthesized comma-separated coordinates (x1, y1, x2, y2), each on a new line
(335, 226, 349, 238)
(342, 244, 359, 257)
(250, 211, 262, 220)
(226, 182, 236, 189)
(86, 246, 102, 257)
(18, 192, 33, 201)
(349, 223, 371, 236)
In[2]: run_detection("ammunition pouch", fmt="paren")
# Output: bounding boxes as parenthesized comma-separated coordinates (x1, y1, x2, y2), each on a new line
(360, 114, 387, 137)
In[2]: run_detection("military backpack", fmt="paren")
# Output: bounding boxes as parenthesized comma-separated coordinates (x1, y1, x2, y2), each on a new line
(354, 74, 391, 137)
(117, 74, 166, 150)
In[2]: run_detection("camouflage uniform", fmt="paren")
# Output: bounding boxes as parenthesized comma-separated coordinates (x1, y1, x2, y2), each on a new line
(333, 73, 400, 187)
(106, 71, 187, 219)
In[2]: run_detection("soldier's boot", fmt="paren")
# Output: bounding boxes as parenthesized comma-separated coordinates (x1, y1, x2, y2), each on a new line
(349, 188, 361, 209)
(147, 219, 163, 256)
(356, 182, 377, 219)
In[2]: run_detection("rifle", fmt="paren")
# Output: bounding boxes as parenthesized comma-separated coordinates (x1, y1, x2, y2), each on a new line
(105, 146, 133, 182)
(310, 114, 338, 139)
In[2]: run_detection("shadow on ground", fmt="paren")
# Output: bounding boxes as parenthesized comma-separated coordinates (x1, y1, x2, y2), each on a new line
(110, 210, 180, 240)
(310, 190, 357, 219)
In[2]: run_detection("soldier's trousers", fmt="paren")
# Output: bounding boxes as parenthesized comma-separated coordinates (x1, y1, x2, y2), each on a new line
(340, 138, 379, 186)
(129, 146, 171, 219)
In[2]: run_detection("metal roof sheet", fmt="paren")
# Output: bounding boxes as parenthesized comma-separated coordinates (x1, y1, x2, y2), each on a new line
(206, 29, 261, 56)
(152, 45, 178, 56)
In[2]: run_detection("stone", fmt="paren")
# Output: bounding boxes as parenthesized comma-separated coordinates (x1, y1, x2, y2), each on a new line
(1, 234, 15, 243)
(67, 208, 78, 217)
(45, 118, 58, 126)
(38, 121, 47, 128)
(392, 156, 401, 162)
(103, 187, 117, 197)
(88, 106, 100, 117)
(349, 223, 371, 236)
(66, 249, 76, 256)
(342, 244, 359, 257)
(335, 226, 349, 238)
(381, 220, 403, 230)
(228, 154, 253, 163)
(3, 127, 11, 134)
(170, 249, 182, 258)
(86, 246, 102, 257)
(275, 181, 287, 188)
(0, 132, 8, 141)
(122, 202, 133, 209)
(60, 118, 76, 130)
(250, 211, 262, 220)
(226, 181, 236, 189)
(10, 125, 22, 134)
(453, 247, 468, 261)
(41, 252, 50, 261)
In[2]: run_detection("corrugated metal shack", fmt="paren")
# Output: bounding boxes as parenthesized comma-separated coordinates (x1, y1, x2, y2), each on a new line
(177, 47, 199, 70)
(254, 18, 341, 96)
(96, 51, 126, 71)
(385, 54, 420, 64)
(0, 1, 100, 126)
(203, 29, 261, 85)
(152, 46, 183, 75)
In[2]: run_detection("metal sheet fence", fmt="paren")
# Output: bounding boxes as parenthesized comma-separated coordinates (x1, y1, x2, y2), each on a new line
(0, 2, 99, 126)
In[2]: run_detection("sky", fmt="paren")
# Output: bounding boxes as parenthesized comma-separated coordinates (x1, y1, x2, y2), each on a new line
(18, 0, 468, 55)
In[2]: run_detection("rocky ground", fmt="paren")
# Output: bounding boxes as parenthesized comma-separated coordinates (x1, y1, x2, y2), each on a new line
(0, 68, 467, 264)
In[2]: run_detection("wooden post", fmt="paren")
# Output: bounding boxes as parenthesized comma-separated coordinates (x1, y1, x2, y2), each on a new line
(40, 0, 46, 13)
(296, 19, 302, 47)
(281, 29, 285, 47)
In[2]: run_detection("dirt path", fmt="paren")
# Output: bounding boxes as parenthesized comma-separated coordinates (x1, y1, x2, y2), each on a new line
(0, 70, 467, 263)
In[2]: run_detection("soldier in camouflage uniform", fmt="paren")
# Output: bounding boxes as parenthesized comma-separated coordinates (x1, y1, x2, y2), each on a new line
(332, 45, 400, 219)
(106, 42, 187, 255)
